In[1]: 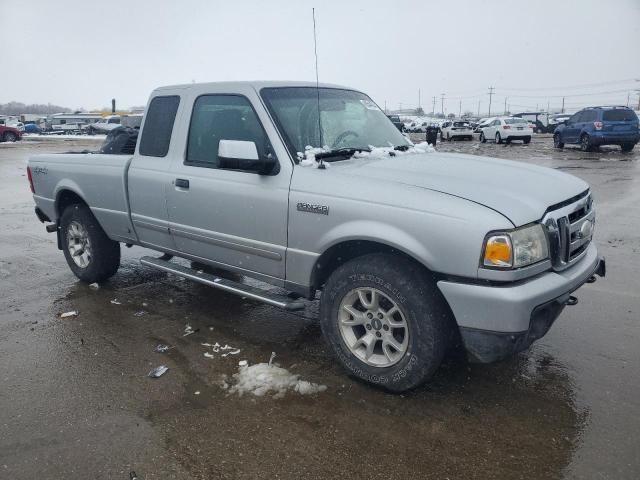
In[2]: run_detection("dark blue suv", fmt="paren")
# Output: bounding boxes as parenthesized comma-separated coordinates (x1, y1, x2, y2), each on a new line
(553, 106, 639, 152)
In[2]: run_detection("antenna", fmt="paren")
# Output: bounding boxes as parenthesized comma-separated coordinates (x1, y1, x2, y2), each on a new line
(312, 7, 326, 169)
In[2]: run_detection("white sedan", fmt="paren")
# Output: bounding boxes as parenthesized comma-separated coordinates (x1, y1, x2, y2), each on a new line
(479, 117, 533, 144)
(440, 120, 474, 141)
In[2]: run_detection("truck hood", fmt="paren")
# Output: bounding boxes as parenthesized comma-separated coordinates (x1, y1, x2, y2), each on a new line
(332, 152, 588, 226)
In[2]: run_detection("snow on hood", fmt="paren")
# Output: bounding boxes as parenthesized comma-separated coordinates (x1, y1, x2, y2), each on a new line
(297, 141, 435, 168)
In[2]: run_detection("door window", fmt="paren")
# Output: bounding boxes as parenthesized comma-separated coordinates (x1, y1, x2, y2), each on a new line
(139, 95, 180, 157)
(581, 111, 598, 122)
(185, 95, 276, 171)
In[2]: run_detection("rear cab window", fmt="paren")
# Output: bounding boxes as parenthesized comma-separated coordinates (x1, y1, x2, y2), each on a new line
(139, 95, 180, 157)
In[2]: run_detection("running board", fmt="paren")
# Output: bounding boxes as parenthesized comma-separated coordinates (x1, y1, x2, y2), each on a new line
(140, 256, 305, 311)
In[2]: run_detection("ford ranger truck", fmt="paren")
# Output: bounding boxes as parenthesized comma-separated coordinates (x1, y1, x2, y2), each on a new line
(27, 81, 606, 392)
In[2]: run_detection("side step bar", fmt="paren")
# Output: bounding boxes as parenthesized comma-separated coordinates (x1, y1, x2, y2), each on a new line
(140, 256, 306, 311)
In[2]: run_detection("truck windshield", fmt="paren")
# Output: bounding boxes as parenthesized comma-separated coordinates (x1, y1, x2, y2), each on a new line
(260, 87, 410, 159)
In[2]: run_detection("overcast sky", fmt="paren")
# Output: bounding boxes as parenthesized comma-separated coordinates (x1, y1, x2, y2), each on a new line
(1, 0, 639, 114)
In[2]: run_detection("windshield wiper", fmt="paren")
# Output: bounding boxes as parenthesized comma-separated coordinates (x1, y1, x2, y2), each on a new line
(314, 147, 371, 162)
(393, 145, 410, 151)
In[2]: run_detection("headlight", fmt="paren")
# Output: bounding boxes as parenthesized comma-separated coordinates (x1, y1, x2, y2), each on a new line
(482, 224, 549, 269)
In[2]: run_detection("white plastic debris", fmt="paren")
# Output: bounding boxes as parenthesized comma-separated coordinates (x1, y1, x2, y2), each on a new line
(133, 310, 146, 317)
(60, 311, 78, 318)
(204, 352, 215, 359)
(155, 344, 171, 353)
(194, 391, 201, 395)
(88, 282, 100, 289)
(225, 360, 327, 398)
(110, 299, 122, 305)
(183, 324, 199, 336)
(148, 365, 169, 378)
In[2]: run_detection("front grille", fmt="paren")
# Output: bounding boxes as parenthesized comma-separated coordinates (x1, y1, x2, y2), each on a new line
(542, 191, 594, 271)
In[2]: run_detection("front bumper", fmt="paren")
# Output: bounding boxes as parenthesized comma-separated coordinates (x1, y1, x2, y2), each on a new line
(437, 243, 605, 362)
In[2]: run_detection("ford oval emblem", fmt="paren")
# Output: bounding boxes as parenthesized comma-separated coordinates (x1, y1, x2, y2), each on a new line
(579, 219, 593, 239)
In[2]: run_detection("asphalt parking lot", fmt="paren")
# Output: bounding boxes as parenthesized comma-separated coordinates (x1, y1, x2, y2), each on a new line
(1, 135, 639, 479)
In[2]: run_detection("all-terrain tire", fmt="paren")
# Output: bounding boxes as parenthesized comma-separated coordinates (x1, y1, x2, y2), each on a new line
(319, 253, 451, 392)
(60, 203, 120, 283)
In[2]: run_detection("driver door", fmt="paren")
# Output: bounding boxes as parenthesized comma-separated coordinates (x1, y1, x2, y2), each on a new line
(165, 93, 290, 280)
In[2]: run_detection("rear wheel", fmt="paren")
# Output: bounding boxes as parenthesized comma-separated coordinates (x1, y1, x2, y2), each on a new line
(3, 132, 17, 142)
(523, 136, 531, 144)
(60, 204, 120, 283)
(553, 133, 564, 149)
(319, 253, 451, 392)
(495, 132, 502, 144)
(621, 143, 635, 152)
(580, 134, 592, 152)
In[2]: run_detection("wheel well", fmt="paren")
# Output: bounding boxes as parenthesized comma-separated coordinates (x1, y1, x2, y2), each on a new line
(56, 190, 87, 218)
(311, 240, 428, 290)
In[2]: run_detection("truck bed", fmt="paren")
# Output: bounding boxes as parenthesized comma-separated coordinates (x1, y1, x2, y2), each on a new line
(30, 153, 137, 243)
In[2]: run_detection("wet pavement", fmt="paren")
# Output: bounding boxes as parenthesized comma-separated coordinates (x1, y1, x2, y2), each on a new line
(0, 135, 638, 479)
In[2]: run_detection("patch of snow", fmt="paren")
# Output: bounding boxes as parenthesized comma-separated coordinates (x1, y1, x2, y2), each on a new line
(110, 299, 122, 305)
(297, 141, 434, 167)
(88, 282, 100, 289)
(60, 311, 78, 318)
(225, 360, 327, 398)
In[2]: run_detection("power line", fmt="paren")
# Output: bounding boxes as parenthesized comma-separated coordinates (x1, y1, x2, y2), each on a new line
(496, 78, 639, 92)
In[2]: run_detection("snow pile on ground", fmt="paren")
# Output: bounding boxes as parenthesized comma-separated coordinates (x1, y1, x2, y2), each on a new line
(297, 141, 434, 167)
(223, 360, 327, 398)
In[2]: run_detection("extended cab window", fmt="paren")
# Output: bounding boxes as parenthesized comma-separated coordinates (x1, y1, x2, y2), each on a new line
(186, 95, 275, 171)
(139, 95, 180, 157)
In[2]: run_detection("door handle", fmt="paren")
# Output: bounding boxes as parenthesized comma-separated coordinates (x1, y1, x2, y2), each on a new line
(175, 178, 189, 189)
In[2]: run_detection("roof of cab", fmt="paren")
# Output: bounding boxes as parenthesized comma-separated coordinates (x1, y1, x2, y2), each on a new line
(153, 80, 355, 93)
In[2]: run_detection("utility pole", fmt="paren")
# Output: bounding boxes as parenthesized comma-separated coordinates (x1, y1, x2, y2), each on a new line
(432, 96, 436, 115)
(627, 92, 630, 107)
(478, 99, 481, 116)
(487, 87, 495, 117)
(459, 100, 462, 117)
(561, 97, 565, 113)
(440, 93, 445, 115)
(504, 96, 508, 114)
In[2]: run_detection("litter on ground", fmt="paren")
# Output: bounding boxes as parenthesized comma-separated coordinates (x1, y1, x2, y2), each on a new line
(183, 324, 199, 336)
(133, 310, 146, 317)
(110, 299, 122, 305)
(224, 359, 327, 398)
(59, 311, 78, 318)
(88, 282, 99, 289)
(154, 344, 172, 353)
(148, 365, 169, 378)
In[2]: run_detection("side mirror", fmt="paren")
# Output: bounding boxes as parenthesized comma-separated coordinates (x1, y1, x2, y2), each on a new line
(218, 139, 276, 175)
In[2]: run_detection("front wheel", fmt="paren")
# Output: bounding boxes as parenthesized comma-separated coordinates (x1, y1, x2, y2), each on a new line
(3, 132, 17, 142)
(480, 132, 487, 143)
(495, 132, 503, 144)
(319, 253, 450, 392)
(60, 204, 121, 283)
(554, 133, 564, 149)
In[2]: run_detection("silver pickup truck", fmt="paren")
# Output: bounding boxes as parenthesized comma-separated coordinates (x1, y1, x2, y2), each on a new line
(27, 81, 605, 391)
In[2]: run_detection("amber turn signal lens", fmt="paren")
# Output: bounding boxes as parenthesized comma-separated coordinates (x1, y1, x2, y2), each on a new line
(484, 235, 512, 267)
